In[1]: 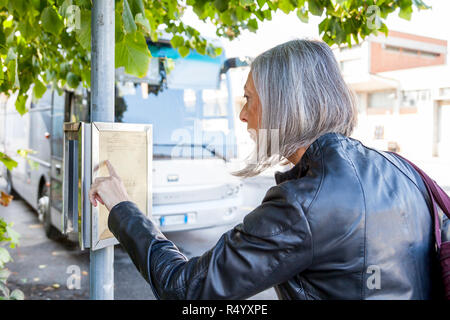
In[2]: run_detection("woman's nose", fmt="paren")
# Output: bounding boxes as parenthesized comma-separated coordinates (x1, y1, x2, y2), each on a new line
(239, 105, 248, 123)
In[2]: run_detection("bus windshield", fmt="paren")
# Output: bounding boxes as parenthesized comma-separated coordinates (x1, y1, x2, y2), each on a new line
(114, 42, 237, 160)
(115, 79, 236, 160)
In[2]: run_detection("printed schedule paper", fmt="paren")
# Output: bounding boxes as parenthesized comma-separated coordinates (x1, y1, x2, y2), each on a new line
(97, 130, 148, 240)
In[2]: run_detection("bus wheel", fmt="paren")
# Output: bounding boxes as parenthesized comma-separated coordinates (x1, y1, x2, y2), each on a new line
(39, 183, 63, 241)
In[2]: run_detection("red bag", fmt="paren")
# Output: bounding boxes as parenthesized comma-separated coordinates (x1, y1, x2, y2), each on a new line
(391, 152, 450, 299)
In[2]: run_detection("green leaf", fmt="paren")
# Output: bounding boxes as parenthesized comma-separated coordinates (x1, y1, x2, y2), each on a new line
(123, 0, 138, 34)
(33, 79, 47, 99)
(297, 8, 309, 23)
(0, 281, 10, 298)
(318, 17, 329, 34)
(13, 59, 19, 89)
(7, 57, 19, 89)
(263, 9, 272, 20)
(0, 248, 11, 268)
(81, 67, 91, 87)
(10, 0, 27, 17)
(214, 0, 229, 12)
(5, 48, 17, 64)
(15, 95, 27, 116)
(41, 6, 64, 36)
(170, 35, 184, 48)
(135, 13, 151, 34)
(115, 10, 124, 43)
(412, 0, 430, 10)
(0, 152, 17, 171)
(9, 289, 24, 300)
(278, 0, 294, 14)
(308, 0, 324, 16)
(75, 9, 91, 50)
(214, 47, 223, 56)
(128, 0, 145, 16)
(379, 23, 389, 37)
(58, 0, 72, 17)
(178, 46, 190, 58)
(240, 0, 253, 6)
(66, 72, 80, 89)
(6, 225, 20, 247)
(247, 18, 258, 32)
(17, 149, 36, 158)
(115, 32, 151, 77)
(0, 268, 11, 283)
(399, 6, 413, 20)
(17, 18, 38, 40)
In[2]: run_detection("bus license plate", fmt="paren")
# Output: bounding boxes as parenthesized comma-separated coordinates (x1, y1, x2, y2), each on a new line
(160, 214, 187, 226)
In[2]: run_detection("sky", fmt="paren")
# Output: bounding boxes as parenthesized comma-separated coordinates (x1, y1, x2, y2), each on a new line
(182, 0, 450, 58)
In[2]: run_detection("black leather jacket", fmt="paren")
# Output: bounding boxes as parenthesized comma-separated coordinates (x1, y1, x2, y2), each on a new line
(109, 132, 442, 299)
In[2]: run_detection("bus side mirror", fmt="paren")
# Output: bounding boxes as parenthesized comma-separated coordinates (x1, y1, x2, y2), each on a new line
(220, 57, 252, 75)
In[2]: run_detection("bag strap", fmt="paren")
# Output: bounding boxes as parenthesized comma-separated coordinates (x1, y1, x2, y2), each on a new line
(390, 152, 450, 248)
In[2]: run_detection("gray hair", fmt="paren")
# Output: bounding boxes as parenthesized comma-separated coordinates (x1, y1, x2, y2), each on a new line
(234, 39, 357, 177)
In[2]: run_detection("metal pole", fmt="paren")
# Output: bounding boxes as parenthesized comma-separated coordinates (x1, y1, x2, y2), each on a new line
(90, 0, 115, 300)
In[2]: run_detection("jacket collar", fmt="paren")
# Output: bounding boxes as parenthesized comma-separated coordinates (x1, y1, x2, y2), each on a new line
(274, 132, 339, 184)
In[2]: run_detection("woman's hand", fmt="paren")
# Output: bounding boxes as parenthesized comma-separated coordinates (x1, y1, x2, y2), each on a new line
(88, 160, 130, 212)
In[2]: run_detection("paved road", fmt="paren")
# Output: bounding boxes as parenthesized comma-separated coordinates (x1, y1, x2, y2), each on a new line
(0, 175, 278, 300)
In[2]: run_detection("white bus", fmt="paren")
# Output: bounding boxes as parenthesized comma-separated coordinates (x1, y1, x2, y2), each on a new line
(0, 39, 245, 240)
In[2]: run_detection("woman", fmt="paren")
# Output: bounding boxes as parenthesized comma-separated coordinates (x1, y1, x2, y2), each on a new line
(89, 39, 440, 299)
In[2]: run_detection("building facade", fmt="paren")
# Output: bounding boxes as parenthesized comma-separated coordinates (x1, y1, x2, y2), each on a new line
(333, 30, 450, 160)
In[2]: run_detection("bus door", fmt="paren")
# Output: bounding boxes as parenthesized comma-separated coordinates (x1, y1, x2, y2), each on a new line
(49, 91, 68, 231)
(49, 88, 90, 231)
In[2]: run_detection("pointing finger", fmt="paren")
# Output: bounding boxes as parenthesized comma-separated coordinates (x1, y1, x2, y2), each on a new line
(94, 177, 108, 185)
(105, 160, 118, 178)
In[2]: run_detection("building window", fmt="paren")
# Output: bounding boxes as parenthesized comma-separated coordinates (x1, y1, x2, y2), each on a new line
(401, 90, 430, 107)
(440, 87, 450, 97)
(385, 45, 401, 53)
(402, 47, 420, 56)
(385, 44, 441, 59)
(421, 51, 440, 59)
(368, 91, 396, 109)
(374, 125, 384, 140)
(355, 93, 365, 113)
